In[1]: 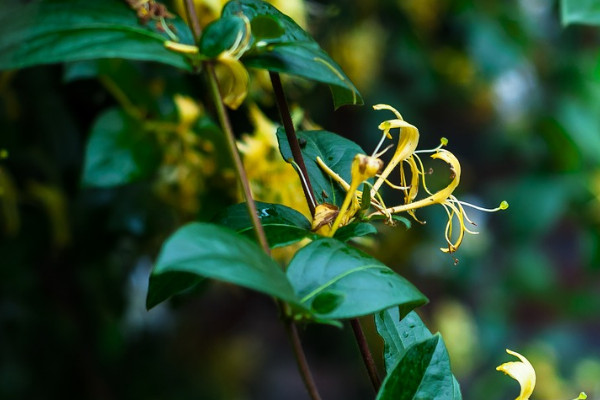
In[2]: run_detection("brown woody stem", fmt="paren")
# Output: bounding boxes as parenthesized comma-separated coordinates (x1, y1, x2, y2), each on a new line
(351, 318, 382, 392)
(269, 71, 316, 216)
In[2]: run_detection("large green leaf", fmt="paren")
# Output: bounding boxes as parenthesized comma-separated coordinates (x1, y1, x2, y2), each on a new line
(146, 272, 203, 310)
(0, 0, 195, 71)
(148, 222, 300, 307)
(286, 238, 427, 319)
(376, 334, 455, 400)
(222, 0, 362, 108)
(561, 0, 600, 26)
(375, 307, 463, 400)
(277, 129, 367, 207)
(82, 108, 159, 187)
(214, 201, 313, 248)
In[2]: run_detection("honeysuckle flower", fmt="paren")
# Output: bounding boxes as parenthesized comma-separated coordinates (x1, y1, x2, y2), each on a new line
(316, 104, 508, 253)
(496, 349, 587, 400)
(213, 16, 251, 110)
(497, 349, 536, 400)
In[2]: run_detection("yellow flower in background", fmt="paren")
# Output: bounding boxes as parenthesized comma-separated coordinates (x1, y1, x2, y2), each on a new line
(329, 19, 385, 93)
(238, 104, 311, 218)
(497, 349, 537, 400)
(154, 95, 220, 217)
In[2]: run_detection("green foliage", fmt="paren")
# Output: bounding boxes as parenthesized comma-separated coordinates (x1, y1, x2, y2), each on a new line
(277, 128, 367, 206)
(199, 16, 247, 58)
(215, 201, 313, 248)
(221, 0, 362, 108)
(286, 238, 427, 319)
(82, 108, 159, 187)
(561, 0, 600, 26)
(148, 222, 300, 306)
(376, 307, 462, 399)
(215, 202, 376, 247)
(0, 0, 195, 71)
(376, 334, 455, 400)
(333, 222, 378, 242)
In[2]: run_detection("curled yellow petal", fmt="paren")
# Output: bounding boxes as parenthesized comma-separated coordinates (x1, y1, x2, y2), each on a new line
(496, 349, 536, 400)
(214, 54, 248, 110)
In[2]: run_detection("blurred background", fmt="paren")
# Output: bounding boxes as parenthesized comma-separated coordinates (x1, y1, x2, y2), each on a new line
(1, 0, 600, 399)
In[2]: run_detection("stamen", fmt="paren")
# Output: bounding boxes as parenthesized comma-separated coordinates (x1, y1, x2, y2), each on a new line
(457, 200, 509, 212)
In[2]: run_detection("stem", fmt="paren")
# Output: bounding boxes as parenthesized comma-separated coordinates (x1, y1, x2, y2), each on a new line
(285, 321, 323, 400)
(270, 71, 382, 394)
(269, 72, 316, 216)
(205, 63, 270, 254)
(351, 318, 381, 392)
(183, 0, 202, 41)
(205, 63, 323, 400)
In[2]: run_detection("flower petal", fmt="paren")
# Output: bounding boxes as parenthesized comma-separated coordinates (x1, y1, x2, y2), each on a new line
(496, 349, 536, 400)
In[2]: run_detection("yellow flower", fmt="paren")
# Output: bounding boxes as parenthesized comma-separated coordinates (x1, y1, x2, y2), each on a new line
(497, 349, 536, 400)
(496, 349, 587, 400)
(316, 104, 508, 253)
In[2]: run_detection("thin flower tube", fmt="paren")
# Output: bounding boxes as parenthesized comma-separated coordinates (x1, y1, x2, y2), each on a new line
(315, 104, 508, 254)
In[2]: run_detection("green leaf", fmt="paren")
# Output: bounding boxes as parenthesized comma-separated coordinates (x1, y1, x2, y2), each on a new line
(82, 108, 159, 187)
(375, 308, 433, 371)
(222, 0, 362, 108)
(376, 334, 455, 400)
(334, 222, 378, 242)
(199, 15, 246, 58)
(561, 0, 600, 26)
(0, 0, 195, 71)
(148, 222, 300, 307)
(214, 201, 313, 248)
(277, 129, 367, 206)
(375, 307, 463, 400)
(286, 238, 427, 319)
(146, 272, 203, 310)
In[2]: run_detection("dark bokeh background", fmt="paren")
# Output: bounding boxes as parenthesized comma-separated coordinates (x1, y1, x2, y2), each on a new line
(1, 0, 600, 399)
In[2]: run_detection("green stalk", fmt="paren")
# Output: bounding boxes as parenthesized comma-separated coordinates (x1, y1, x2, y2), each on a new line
(183, 4, 323, 398)
(270, 72, 382, 393)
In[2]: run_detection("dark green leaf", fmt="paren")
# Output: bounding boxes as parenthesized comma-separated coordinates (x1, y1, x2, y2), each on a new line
(561, 0, 600, 26)
(214, 201, 313, 248)
(222, 0, 362, 108)
(146, 272, 203, 310)
(286, 238, 427, 319)
(334, 222, 377, 242)
(82, 108, 159, 187)
(250, 15, 285, 39)
(376, 307, 463, 400)
(199, 16, 246, 58)
(375, 308, 433, 371)
(376, 335, 454, 400)
(0, 0, 195, 71)
(277, 129, 367, 206)
(149, 222, 299, 306)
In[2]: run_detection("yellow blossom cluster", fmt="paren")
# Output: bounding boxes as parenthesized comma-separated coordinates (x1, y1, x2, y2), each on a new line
(315, 104, 508, 253)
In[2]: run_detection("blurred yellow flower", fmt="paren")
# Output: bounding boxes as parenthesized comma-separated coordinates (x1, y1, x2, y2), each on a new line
(238, 104, 311, 218)
(497, 349, 536, 400)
